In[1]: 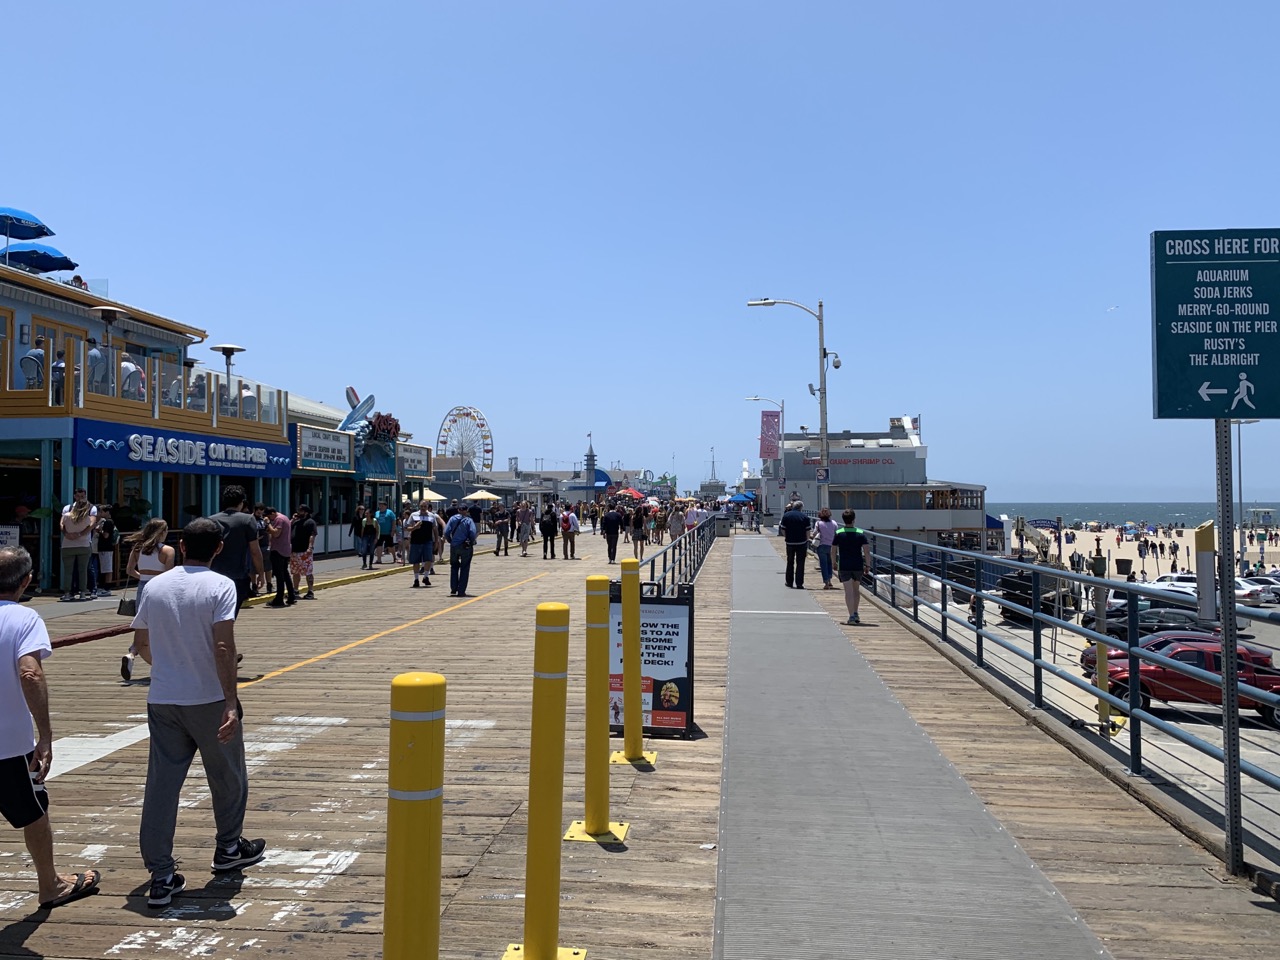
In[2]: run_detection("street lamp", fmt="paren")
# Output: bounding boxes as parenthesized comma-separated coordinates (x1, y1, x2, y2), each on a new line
(747, 298, 837, 511)
(745, 395, 785, 516)
(1231, 418, 1260, 574)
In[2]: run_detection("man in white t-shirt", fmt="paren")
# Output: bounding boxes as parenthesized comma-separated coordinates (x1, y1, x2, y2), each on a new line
(407, 499, 438, 588)
(0, 547, 100, 909)
(131, 518, 266, 908)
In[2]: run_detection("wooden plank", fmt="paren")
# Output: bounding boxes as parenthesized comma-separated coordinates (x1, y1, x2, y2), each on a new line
(0, 534, 728, 959)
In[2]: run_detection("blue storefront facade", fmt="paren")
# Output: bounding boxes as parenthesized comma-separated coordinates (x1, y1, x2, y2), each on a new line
(0, 264, 296, 589)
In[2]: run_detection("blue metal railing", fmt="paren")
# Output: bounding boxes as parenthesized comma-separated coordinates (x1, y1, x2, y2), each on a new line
(864, 530, 1280, 874)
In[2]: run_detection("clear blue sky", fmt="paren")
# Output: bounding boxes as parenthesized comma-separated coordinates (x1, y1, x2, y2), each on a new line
(8, 2, 1280, 501)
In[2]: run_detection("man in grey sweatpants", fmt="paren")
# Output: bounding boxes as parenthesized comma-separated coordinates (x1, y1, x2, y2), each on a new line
(131, 517, 266, 908)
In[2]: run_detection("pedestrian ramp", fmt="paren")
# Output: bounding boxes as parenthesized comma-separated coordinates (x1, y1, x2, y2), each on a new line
(713, 536, 1111, 960)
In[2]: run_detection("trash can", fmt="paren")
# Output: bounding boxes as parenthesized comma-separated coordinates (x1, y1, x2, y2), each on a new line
(1115, 558, 1133, 576)
(715, 515, 732, 538)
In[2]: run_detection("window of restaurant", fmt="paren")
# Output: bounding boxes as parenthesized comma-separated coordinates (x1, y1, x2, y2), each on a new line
(292, 478, 324, 515)
(327, 479, 355, 525)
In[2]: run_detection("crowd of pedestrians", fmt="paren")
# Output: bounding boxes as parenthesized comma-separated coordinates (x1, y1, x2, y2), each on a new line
(2, 482, 277, 912)
(778, 498, 871, 624)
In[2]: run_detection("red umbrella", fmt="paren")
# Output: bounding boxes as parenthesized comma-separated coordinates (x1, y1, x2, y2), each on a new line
(617, 487, 644, 499)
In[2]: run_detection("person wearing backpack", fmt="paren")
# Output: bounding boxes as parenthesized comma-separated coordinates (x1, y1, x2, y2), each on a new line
(539, 506, 559, 560)
(560, 507, 580, 560)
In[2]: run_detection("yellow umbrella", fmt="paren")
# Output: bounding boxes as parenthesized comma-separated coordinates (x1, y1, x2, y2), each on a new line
(467, 489, 501, 500)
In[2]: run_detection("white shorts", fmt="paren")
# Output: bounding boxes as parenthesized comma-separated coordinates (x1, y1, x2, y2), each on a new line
(98, 551, 114, 574)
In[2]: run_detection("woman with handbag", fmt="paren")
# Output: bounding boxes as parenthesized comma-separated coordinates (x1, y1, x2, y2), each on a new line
(812, 507, 838, 590)
(121, 519, 175, 681)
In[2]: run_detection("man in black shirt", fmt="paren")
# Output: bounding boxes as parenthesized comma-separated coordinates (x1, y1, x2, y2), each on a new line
(289, 504, 318, 600)
(778, 500, 812, 589)
(599, 505, 624, 564)
(209, 485, 265, 613)
(832, 509, 871, 625)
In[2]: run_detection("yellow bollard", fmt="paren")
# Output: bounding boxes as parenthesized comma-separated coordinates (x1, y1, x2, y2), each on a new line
(565, 577, 630, 844)
(384, 672, 446, 960)
(610, 559, 657, 766)
(504, 603, 585, 960)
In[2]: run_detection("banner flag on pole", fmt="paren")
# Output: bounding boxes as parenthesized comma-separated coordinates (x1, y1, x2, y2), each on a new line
(759, 410, 780, 459)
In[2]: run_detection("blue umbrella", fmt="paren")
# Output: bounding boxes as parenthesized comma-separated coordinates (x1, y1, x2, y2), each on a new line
(0, 207, 54, 266)
(0, 207, 54, 241)
(2, 242, 78, 274)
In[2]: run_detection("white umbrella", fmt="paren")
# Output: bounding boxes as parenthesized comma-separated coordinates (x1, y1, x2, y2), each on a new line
(467, 489, 501, 500)
(407, 487, 447, 501)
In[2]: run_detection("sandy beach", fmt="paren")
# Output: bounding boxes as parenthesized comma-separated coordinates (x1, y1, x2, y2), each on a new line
(1033, 523, 1277, 586)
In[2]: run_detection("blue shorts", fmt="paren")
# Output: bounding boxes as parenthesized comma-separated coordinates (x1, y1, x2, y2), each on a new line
(409, 542, 434, 564)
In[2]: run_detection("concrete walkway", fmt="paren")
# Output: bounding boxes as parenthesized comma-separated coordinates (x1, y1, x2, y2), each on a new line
(715, 534, 1111, 959)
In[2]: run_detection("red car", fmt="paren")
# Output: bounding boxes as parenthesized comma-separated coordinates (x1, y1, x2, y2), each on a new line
(1105, 637, 1280, 726)
(1080, 629, 1264, 674)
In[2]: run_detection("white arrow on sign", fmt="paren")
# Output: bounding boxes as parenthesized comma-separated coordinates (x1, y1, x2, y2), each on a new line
(1199, 381, 1229, 402)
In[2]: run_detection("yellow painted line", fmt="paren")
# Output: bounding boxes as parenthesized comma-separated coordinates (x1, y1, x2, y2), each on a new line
(238, 571, 549, 688)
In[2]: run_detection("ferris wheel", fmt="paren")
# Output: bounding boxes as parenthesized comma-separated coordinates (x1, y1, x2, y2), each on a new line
(436, 405, 494, 471)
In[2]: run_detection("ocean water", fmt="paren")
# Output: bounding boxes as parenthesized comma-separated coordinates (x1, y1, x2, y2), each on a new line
(986, 502, 1225, 529)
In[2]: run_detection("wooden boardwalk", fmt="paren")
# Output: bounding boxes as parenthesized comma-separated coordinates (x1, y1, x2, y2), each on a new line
(1, 532, 1277, 959)
(1, 541, 724, 960)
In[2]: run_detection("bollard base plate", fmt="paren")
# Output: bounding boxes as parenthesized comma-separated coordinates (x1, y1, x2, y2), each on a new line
(609, 750, 657, 766)
(502, 945, 586, 959)
(564, 819, 630, 844)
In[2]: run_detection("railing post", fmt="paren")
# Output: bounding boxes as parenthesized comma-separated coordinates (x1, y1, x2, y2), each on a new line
(1127, 601, 1143, 775)
(384, 672, 446, 960)
(889, 540, 897, 608)
(1031, 570, 1043, 708)
(940, 555, 949, 642)
(973, 557, 984, 667)
(911, 543, 919, 622)
(869, 537, 879, 598)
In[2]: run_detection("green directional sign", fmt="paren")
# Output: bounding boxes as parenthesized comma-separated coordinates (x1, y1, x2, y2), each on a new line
(1152, 229, 1280, 419)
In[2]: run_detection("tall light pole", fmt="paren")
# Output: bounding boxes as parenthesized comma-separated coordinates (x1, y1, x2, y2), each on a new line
(1232, 418, 1260, 574)
(747, 298, 837, 511)
(746, 395, 785, 516)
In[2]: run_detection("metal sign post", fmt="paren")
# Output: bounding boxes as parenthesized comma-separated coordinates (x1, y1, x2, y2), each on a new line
(1214, 420, 1245, 876)
(1151, 228, 1260, 875)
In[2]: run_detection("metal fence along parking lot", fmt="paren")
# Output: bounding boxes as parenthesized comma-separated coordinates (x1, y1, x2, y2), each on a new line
(863, 531, 1280, 880)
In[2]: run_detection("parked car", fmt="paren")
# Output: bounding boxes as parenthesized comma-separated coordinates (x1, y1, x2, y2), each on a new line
(1128, 577, 1263, 607)
(1233, 578, 1266, 606)
(1243, 576, 1280, 602)
(1153, 573, 1199, 588)
(1080, 628, 1267, 674)
(1102, 637, 1280, 725)
(1081, 608, 1214, 642)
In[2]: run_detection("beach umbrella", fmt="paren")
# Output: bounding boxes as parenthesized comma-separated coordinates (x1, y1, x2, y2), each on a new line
(467, 489, 501, 500)
(407, 486, 447, 501)
(0, 208, 54, 266)
(617, 487, 644, 499)
(1, 242, 77, 274)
